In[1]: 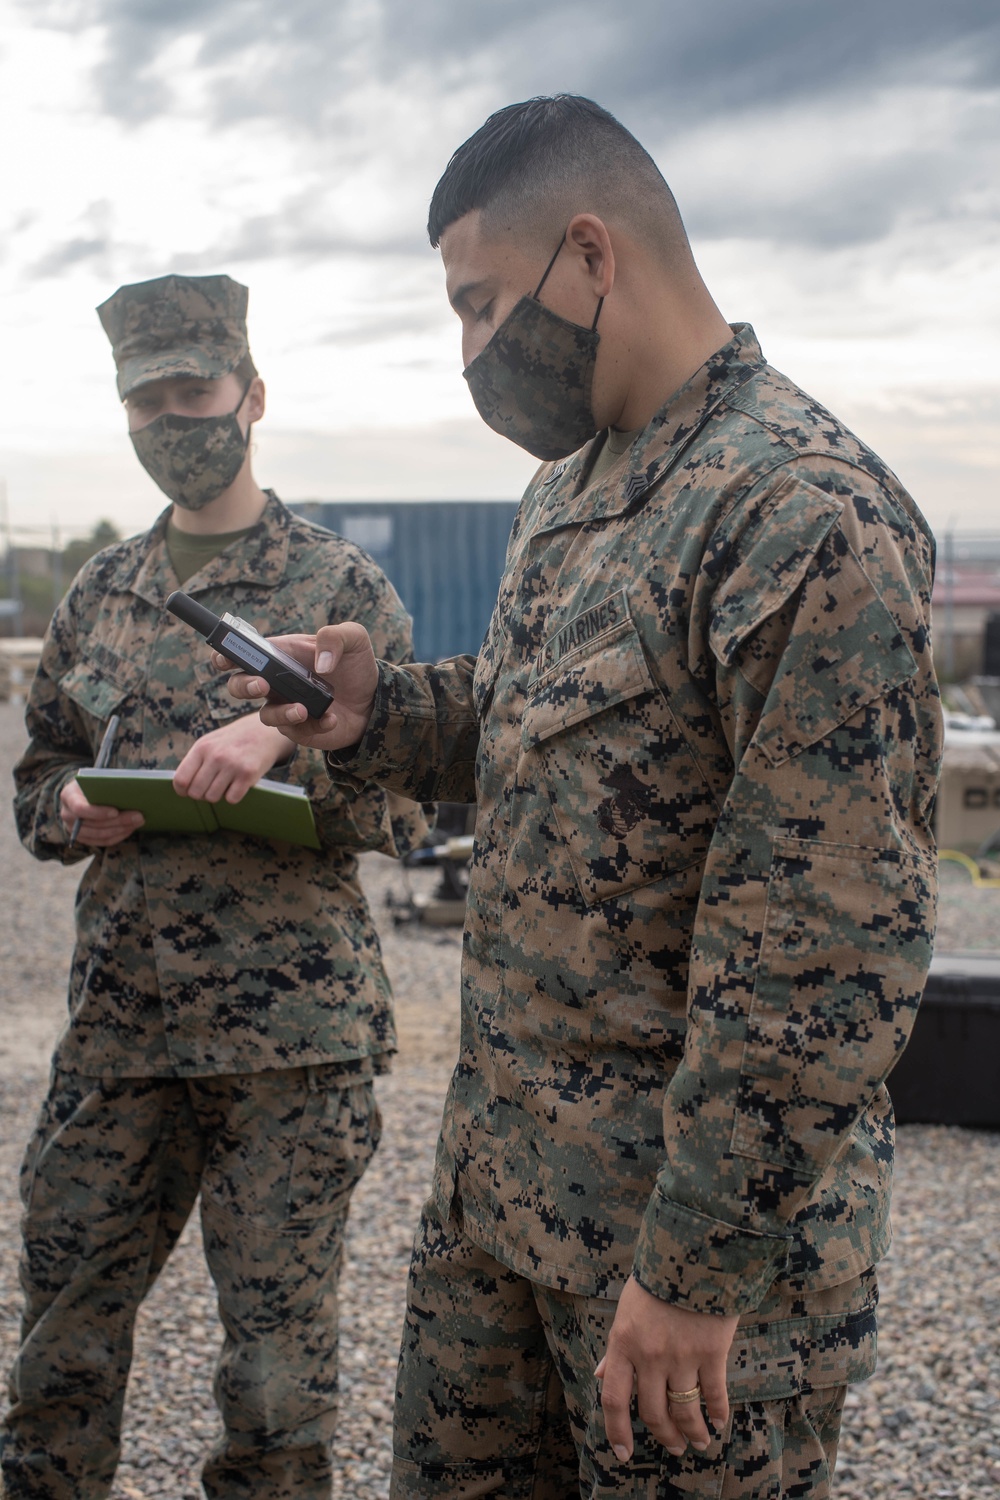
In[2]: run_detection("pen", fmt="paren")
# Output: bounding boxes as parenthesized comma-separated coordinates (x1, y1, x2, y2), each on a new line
(69, 713, 121, 848)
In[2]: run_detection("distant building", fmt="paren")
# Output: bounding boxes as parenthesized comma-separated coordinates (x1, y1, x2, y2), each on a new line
(933, 565, 1000, 679)
(937, 725, 1000, 852)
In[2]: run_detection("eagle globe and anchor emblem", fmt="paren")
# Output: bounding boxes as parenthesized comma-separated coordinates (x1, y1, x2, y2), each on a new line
(595, 762, 653, 838)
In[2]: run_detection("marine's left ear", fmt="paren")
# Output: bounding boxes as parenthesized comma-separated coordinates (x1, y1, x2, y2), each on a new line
(565, 213, 616, 300)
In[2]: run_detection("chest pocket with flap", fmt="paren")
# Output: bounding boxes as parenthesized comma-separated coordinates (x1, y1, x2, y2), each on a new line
(58, 643, 143, 722)
(193, 657, 257, 723)
(521, 619, 719, 906)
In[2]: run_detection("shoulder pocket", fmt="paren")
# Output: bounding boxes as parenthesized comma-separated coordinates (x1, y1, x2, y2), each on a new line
(747, 532, 917, 766)
(521, 620, 719, 906)
(708, 477, 843, 667)
(709, 480, 917, 766)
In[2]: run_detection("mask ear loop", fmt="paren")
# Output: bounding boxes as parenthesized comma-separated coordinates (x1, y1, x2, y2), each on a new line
(234, 377, 255, 449)
(532, 232, 605, 331)
(532, 234, 567, 299)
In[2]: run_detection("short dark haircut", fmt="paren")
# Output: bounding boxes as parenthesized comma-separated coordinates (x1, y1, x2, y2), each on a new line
(428, 94, 690, 263)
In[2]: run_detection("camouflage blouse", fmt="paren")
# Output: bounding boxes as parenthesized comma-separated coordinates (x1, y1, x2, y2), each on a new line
(332, 327, 943, 1333)
(14, 494, 427, 1077)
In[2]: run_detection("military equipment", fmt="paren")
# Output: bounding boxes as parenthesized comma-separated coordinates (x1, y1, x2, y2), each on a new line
(166, 588, 334, 720)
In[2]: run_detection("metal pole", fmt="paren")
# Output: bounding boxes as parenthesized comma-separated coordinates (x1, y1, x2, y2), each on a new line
(943, 524, 955, 682)
(0, 480, 23, 638)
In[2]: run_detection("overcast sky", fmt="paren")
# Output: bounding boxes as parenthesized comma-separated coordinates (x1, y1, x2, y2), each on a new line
(1, 0, 998, 545)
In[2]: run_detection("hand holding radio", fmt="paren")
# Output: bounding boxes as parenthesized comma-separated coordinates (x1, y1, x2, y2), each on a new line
(218, 621, 380, 754)
(166, 590, 336, 720)
(164, 589, 377, 752)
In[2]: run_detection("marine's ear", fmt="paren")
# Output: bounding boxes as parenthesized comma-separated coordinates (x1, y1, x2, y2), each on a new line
(565, 213, 616, 300)
(246, 377, 266, 425)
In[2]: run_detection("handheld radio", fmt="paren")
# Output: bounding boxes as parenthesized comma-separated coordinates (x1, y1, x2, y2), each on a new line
(165, 590, 335, 720)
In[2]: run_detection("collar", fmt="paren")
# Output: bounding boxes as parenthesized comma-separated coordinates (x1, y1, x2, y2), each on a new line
(532, 323, 766, 533)
(111, 490, 292, 607)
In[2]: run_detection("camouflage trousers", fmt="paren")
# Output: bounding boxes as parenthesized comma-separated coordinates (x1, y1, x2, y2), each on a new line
(1, 1065, 381, 1500)
(391, 1203, 877, 1499)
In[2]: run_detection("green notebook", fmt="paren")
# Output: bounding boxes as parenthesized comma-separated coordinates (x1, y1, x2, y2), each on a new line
(76, 768, 321, 849)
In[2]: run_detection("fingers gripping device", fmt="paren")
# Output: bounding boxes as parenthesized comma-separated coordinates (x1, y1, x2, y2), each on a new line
(166, 590, 335, 720)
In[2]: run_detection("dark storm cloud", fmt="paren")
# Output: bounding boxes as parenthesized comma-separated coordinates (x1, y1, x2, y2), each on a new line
(24, 0, 1000, 125)
(21, 0, 1000, 252)
(378, 0, 1000, 125)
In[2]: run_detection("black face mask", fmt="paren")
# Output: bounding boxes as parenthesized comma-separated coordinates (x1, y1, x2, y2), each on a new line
(462, 236, 604, 462)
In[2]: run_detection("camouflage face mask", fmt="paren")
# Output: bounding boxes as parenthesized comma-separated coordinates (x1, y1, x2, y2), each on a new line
(129, 382, 252, 510)
(463, 237, 604, 463)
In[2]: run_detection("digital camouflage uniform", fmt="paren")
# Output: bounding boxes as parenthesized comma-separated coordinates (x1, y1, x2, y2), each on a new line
(3, 482, 427, 1499)
(329, 325, 943, 1497)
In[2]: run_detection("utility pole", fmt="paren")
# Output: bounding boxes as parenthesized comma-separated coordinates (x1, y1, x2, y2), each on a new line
(943, 524, 956, 682)
(0, 479, 23, 638)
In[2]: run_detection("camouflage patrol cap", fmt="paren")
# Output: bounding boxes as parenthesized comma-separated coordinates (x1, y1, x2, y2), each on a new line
(97, 273, 250, 398)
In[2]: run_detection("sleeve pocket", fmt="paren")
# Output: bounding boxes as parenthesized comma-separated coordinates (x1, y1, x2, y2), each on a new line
(708, 476, 843, 667)
(747, 534, 917, 766)
(712, 487, 917, 767)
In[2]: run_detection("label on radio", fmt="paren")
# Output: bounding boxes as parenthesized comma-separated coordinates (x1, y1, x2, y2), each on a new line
(221, 632, 269, 673)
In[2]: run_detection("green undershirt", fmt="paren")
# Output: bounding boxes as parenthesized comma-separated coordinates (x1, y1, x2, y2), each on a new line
(586, 424, 641, 488)
(166, 519, 257, 586)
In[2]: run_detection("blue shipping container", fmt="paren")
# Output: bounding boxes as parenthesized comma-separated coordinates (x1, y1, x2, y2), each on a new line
(290, 501, 518, 662)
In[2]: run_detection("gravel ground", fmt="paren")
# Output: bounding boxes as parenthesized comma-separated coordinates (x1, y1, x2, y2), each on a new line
(1, 698, 998, 1498)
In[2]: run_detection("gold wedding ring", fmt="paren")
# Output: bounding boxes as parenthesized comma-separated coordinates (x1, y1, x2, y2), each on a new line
(667, 1385, 702, 1404)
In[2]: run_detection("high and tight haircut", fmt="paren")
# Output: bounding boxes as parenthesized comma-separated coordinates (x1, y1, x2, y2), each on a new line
(427, 94, 690, 261)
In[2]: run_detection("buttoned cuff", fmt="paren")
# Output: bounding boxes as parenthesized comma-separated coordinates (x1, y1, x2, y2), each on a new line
(324, 664, 394, 788)
(632, 1192, 790, 1316)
